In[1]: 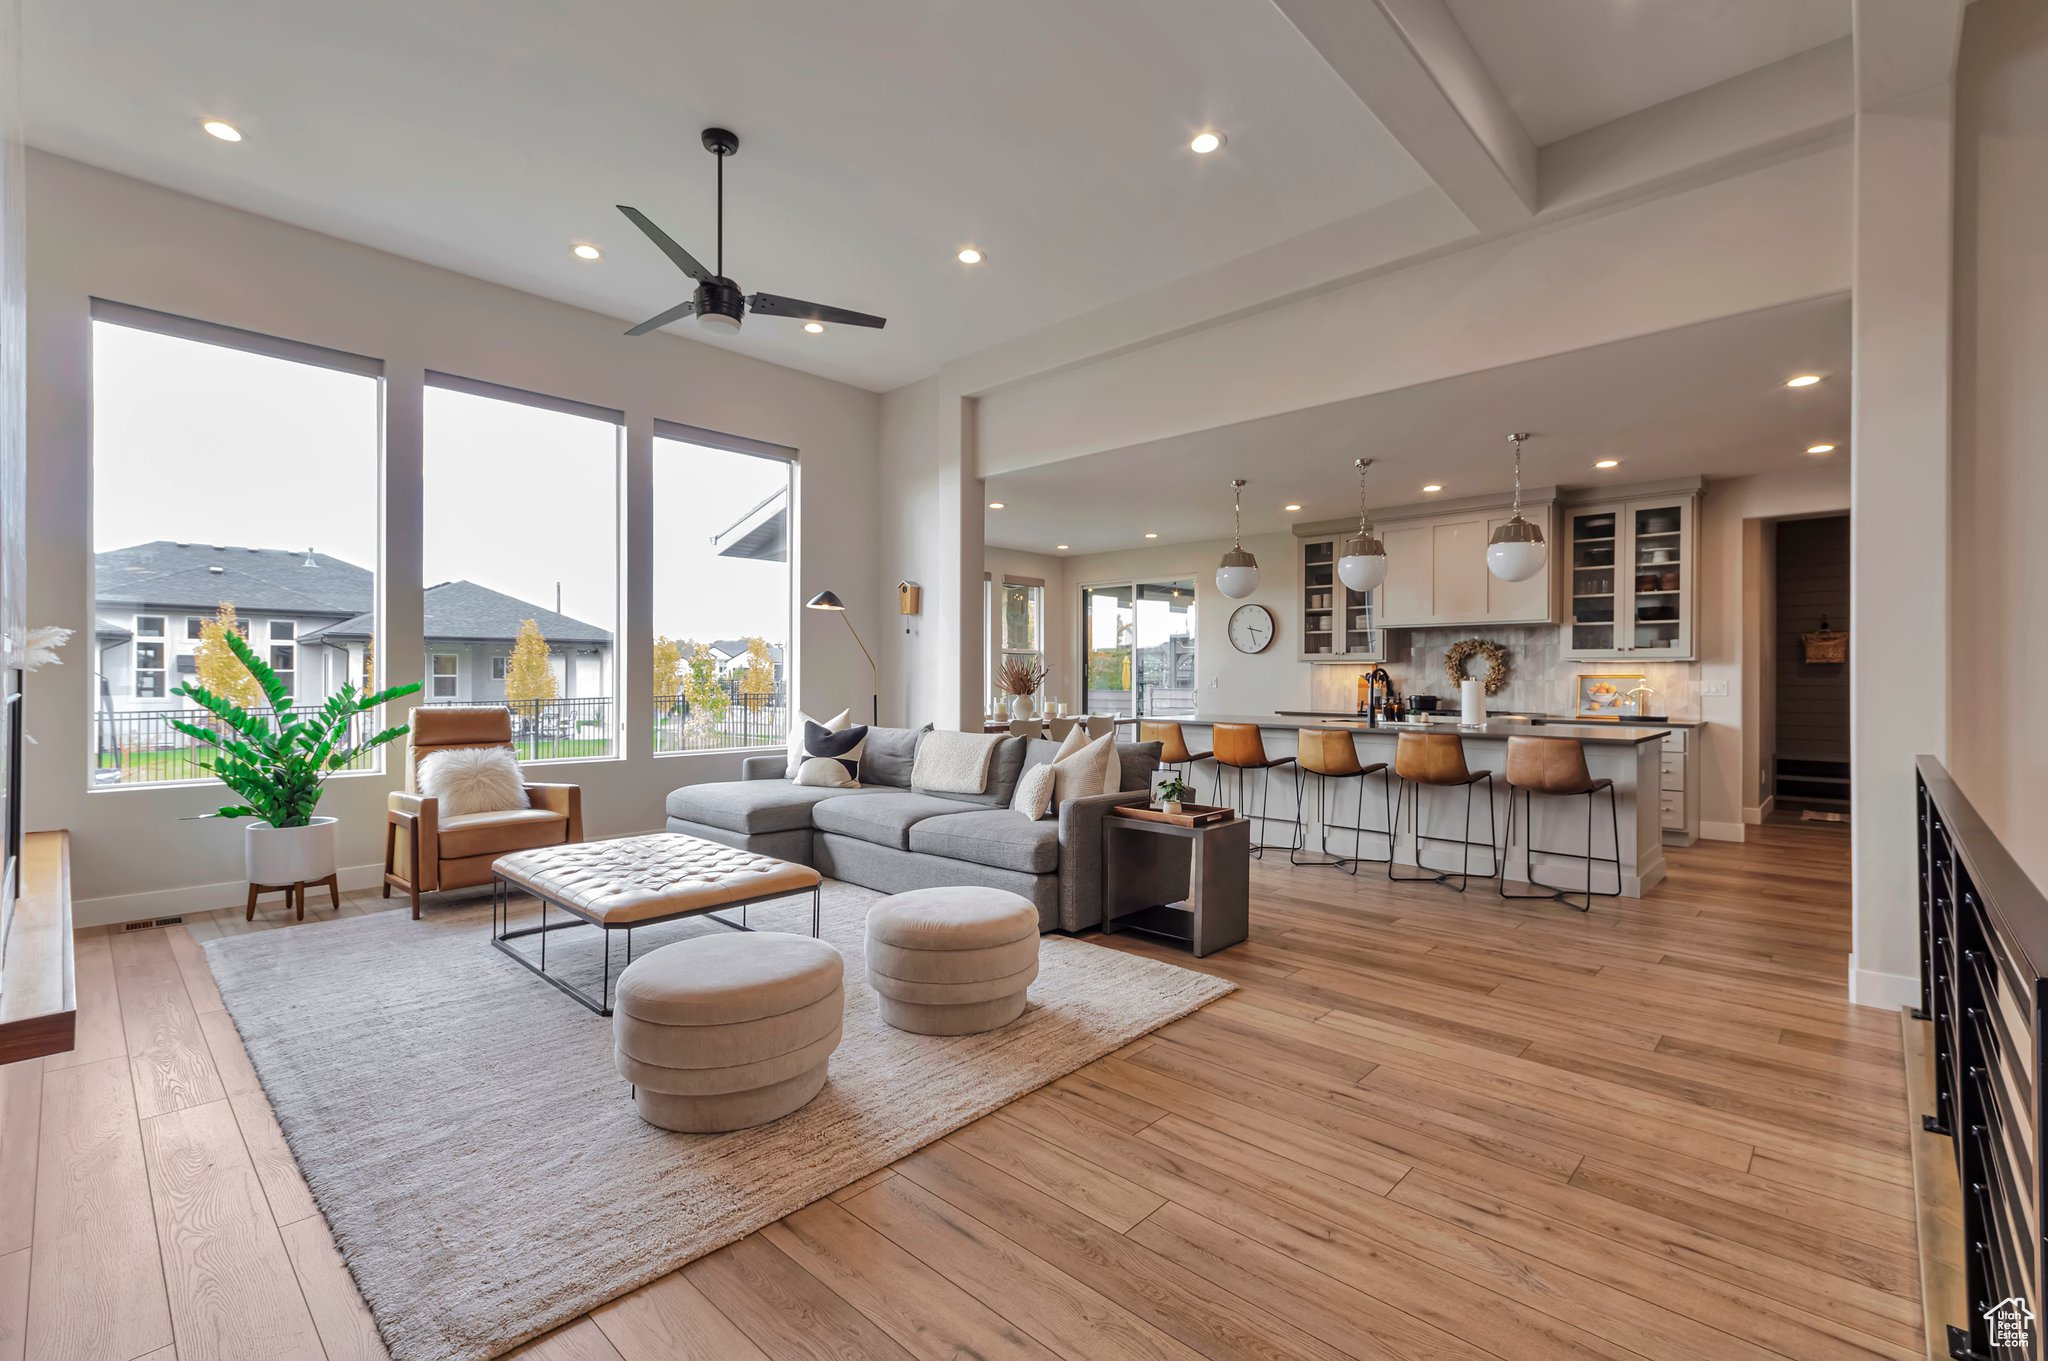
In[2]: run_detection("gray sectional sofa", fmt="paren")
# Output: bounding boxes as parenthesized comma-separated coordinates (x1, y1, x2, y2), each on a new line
(663, 728, 1178, 933)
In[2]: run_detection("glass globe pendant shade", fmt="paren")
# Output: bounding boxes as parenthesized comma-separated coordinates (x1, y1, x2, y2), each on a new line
(1485, 514, 1547, 583)
(1337, 532, 1388, 593)
(1215, 546, 1259, 599)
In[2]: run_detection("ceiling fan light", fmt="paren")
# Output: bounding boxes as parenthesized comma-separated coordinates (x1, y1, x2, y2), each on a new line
(1216, 547, 1259, 600)
(1337, 534, 1388, 593)
(697, 311, 741, 337)
(1485, 515, 1547, 583)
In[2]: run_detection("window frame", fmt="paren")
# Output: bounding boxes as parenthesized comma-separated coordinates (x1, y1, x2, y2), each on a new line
(650, 419, 798, 759)
(185, 616, 204, 641)
(134, 614, 165, 638)
(1077, 577, 1199, 719)
(133, 641, 166, 698)
(985, 574, 1045, 709)
(430, 652, 460, 700)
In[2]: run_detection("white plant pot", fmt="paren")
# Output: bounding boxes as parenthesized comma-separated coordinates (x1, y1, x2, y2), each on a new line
(245, 817, 338, 886)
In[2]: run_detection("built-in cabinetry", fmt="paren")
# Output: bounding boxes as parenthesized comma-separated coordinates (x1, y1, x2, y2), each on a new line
(1377, 502, 1554, 628)
(1296, 536, 1382, 662)
(1562, 491, 1697, 659)
(1656, 726, 1698, 845)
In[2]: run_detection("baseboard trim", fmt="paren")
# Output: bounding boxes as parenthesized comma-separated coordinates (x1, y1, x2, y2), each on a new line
(76, 861, 389, 929)
(1699, 820, 1747, 843)
(1742, 796, 1775, 826)
(1851, 965, 1920, 1012)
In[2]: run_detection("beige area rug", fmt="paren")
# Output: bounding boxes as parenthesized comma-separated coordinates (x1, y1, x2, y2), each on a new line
(202, 880, 1233, 1361)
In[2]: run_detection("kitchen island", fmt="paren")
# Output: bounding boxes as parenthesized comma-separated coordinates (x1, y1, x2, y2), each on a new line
(1168, 715, 1668, 897)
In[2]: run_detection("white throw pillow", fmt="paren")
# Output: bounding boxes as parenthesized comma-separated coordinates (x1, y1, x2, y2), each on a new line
(1051, 732, 1118, 807)
(785, 708, 850, 778)
(1011, 761, 1057, 820)
(417, 747, 528, 817)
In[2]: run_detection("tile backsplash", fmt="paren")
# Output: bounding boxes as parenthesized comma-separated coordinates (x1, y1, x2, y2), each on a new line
(1306, 624, 1701, 719)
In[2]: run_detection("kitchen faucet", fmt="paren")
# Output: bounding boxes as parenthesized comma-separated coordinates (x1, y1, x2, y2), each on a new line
(1359, 666, 1401, 728)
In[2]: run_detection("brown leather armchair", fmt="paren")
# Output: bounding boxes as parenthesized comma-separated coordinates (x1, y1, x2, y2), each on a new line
(383, 706, 583, 918)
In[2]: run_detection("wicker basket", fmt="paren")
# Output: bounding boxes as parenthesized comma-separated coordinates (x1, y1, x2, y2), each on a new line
(1802, 627, 1848, 664)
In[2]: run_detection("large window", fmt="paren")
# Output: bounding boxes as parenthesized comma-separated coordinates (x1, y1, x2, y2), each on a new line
(423, 375, 621, 762)
(652, 422, 794, 754)
(1082, 579, 1196, 717)
(89, 305, 379, 786)
(985, 575, 1045, 710)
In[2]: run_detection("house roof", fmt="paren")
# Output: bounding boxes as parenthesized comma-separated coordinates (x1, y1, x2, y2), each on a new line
(305, 579, 612, 647)
(95, 541, 372, 616)
(709, 639, 786, 665)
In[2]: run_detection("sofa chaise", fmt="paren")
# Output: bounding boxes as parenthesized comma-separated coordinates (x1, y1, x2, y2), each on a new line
(662, 728, 1181, 933)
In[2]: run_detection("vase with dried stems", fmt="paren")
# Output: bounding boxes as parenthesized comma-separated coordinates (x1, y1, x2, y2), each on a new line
(995, 658, 1049, 719)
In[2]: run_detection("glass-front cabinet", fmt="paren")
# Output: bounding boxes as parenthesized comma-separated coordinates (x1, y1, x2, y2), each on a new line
(1562, 492, 1696, 659)
(1298, 536, 1383, 662)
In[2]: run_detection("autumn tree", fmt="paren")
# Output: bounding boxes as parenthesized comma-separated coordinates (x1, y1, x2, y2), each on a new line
(361, 638, 375, 691)
(739, 636, 777, 711)
(503, 619, 557, 704)
(680, 640, 727, 745)
(195, 602, 263, 708)
(652, 635, 683, 707)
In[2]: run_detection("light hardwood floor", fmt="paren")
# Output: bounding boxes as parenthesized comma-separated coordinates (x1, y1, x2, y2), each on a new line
(1, 821, 1918, 1361)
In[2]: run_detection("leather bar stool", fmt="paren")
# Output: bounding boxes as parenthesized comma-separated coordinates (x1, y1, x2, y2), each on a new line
(1140, 720, 1211, 800)
(1212, 722, 1297, 859)
(1388, 731, 1497, 891)
(1497, 736, 1621, 912)
(1289, 727, 1392, 874)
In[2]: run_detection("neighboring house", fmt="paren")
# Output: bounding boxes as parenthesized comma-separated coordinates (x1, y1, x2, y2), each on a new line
(93, 541, 613, 712)
(707, 638, 786, 690)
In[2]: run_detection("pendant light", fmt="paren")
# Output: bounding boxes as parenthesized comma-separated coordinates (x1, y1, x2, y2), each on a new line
(1336, 457, 1389, 593)
(1215, 478, 1259, 599)
(1486, 431, 1547, 583)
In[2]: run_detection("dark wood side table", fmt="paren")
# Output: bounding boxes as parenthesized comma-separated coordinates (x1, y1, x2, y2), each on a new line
(1100, 814, 1250, 957)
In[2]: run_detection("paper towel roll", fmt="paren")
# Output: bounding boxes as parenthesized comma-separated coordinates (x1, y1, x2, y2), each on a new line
(1460, 677, 1486, 725)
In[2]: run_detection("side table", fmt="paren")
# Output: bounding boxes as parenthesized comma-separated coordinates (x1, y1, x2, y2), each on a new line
(1100, 814, 1250, 957)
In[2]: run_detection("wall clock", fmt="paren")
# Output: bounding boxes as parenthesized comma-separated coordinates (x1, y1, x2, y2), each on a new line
(1227, 604, 1275, 654)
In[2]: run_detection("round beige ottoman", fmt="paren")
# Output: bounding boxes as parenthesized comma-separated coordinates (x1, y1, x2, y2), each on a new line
(865, 886, 1040, 1036)
(613, 931, 843, 1133)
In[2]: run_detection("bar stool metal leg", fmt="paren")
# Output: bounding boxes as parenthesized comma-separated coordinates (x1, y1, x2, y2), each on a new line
(1388, 772, 1498, 892)
(1290, 766, 1394, 873)
(1497, 783, 1623, 912)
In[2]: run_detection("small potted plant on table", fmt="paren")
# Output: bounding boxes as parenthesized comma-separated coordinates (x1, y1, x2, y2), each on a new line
(171, 628, 419, 911)
(1155, 774, 1192, 816)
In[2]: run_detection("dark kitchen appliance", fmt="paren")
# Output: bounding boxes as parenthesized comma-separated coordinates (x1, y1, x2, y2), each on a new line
(1408, 694, 1442, 714)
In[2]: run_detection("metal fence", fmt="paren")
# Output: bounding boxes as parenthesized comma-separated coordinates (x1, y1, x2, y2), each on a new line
(90, 682, 786, 785)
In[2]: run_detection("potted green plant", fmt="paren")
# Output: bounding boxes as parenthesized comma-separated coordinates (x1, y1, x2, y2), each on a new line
(1155, 773, 1192, 815)
(170, 628, 420, 887)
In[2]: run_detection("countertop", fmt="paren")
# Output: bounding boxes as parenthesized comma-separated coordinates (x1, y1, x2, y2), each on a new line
(1275, 708, 1704, 730)
(1171, 714, 1668, 746)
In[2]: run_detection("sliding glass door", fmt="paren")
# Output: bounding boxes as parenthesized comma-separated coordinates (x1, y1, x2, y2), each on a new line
(1081, 579, 1195, 717)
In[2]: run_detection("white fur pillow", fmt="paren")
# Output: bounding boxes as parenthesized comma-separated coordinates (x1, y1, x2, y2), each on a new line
(1011, 761, 1057, 820)
(418, 747, 528, 817)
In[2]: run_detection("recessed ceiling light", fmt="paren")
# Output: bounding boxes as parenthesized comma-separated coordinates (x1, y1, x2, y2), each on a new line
(1190, 131, 1225, 155)
(1422, 484, 1444, 493)
(1283, 503, 1302, 512)
(1806, 442, 1837, 455)
(803, 321, 825, 334)
(957, 247, 984, 265)
(1144, 532, 1159, 539)
(1056, 544, 1069, 551)
(1594, 459, 1620, 469)
(571, 243, 601, 261)
(987, 501, 1005, 509)
(1785, 374, 1822, 388)
(201, 119, 242, 143)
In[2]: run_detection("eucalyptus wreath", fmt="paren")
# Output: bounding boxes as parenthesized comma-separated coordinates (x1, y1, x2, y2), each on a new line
(1444, 638, 1510, 696)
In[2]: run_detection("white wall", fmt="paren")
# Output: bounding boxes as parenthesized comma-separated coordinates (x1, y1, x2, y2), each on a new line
(24, 152, 881, 922)
(1952, 0, 2048, 894)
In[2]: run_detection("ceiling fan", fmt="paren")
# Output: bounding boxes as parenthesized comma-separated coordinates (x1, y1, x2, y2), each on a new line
(617, 127, 887, 338)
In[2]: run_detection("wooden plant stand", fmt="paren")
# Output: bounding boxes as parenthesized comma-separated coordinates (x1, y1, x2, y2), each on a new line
(246, 873, 341, 922)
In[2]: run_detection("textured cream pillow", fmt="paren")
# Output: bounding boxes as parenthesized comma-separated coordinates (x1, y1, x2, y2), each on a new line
(417, 747, 528, 817)
(1051, 733, 1117, 806)
(785, 709, 850, 778)
(1010, 761, 1057, 820)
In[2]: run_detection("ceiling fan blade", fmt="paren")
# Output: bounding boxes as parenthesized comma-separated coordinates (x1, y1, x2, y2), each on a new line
(624, 299, 697, 336)
(747, 292, 887, 329)
(617, 206, 712, 282)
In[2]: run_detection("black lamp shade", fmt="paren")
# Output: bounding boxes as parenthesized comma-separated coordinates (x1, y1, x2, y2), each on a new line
(805, 590, 845, 611)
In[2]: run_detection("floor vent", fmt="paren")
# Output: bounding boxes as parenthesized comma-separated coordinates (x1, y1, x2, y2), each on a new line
(120, 915, 186, 932)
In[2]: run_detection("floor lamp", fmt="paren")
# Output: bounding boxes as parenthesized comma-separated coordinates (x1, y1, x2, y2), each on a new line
(804, 590, 878, 725)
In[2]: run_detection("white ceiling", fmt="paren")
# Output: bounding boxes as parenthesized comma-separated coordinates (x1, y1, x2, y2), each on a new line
(984, 295, 1851, 556)
(1444, 0, 1852, 145)
(23, 0, 1430, 392)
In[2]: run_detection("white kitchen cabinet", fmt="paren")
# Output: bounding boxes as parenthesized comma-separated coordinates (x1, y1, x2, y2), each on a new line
(1561, 492, 1697, 660)
(1375, 503, 1554, 629)
(1297, 536, 1383, 662)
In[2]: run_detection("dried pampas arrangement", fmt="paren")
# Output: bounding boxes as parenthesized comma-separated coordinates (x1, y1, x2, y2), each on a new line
(22, 625, 73, 671)
(994, 657, 1049, 697)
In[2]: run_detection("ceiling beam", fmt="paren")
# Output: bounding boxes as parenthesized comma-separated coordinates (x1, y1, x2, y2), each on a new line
(1273, 0, 1537, 234)
(1853, 0, 1968, 109)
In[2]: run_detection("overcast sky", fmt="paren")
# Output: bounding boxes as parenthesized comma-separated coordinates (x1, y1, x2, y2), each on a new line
(92, 321, 790, 653)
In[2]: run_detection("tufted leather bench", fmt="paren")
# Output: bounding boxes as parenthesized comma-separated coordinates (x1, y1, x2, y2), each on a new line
(491, 832, 823, 1014)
